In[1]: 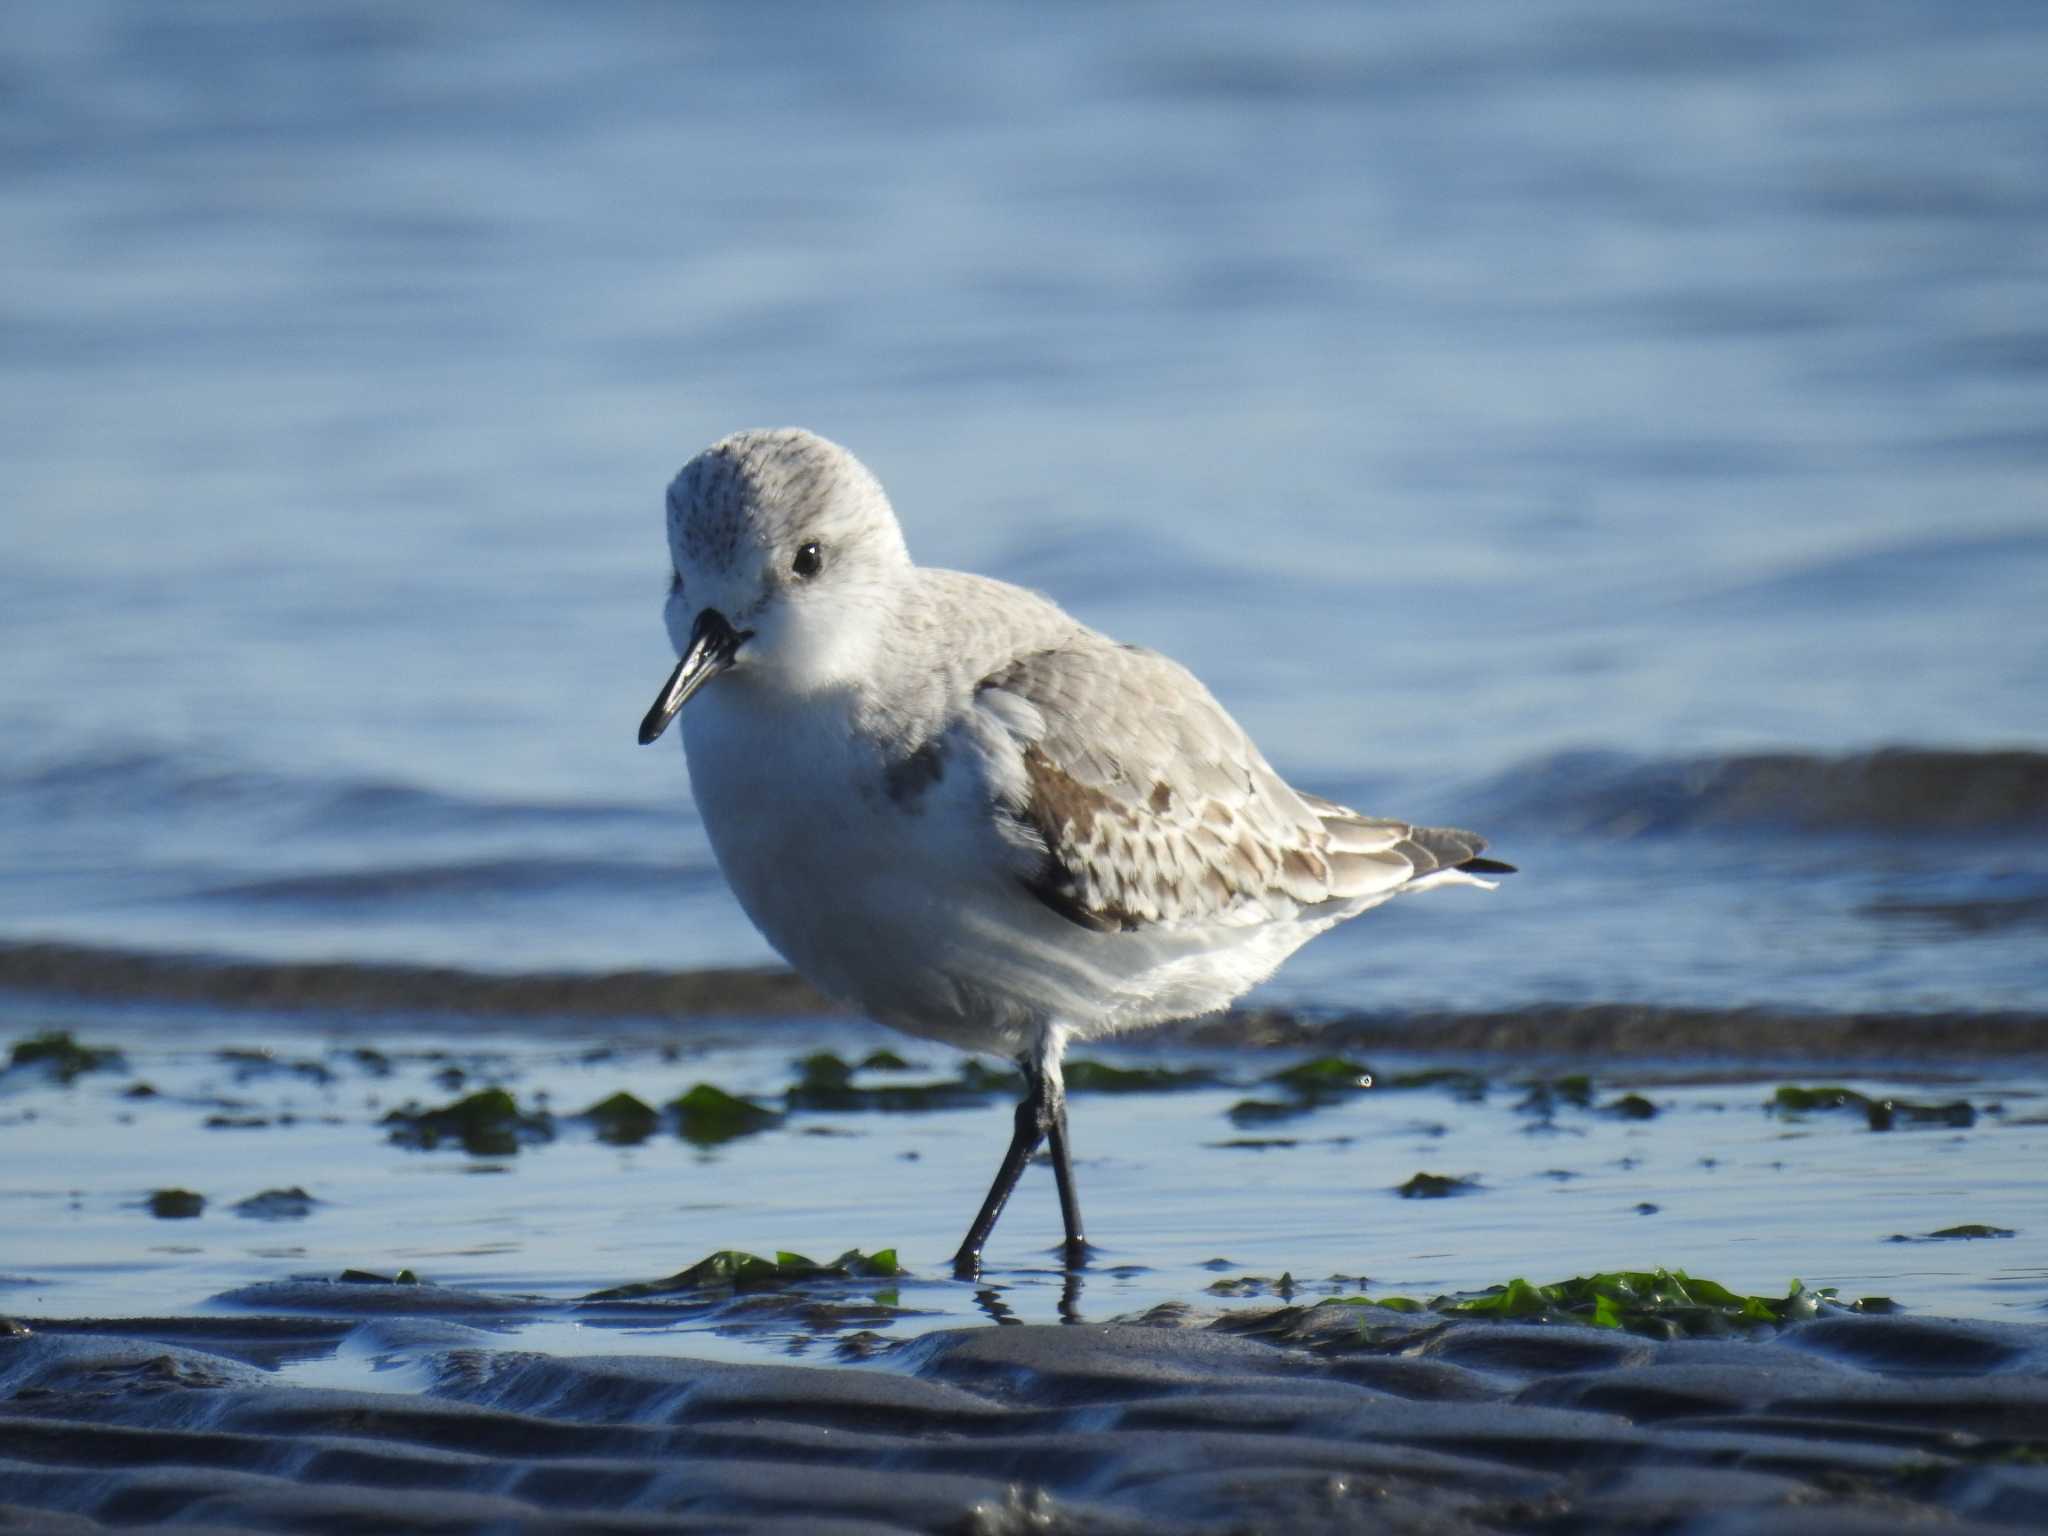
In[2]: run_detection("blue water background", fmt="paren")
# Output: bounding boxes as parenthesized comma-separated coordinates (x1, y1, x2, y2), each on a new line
(4, 1, 2045, 1014)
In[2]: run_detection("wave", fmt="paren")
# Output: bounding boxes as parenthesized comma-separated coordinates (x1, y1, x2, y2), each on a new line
(13, 745, 2041, 854)
(0, 748, 668, 835)
(193, 857, 707, 908)
(2, 941, 2040, 1053)
(0, 940, 832, 1021)
(1467, 747, 2048, 836)
(1195, 1002, 2048, 1059)
(1680, 528, 2048, 617)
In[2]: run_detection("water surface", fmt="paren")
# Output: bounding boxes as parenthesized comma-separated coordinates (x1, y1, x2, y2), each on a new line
(1, 2, 2044, 1368)
(3, 0, 2044, 1014)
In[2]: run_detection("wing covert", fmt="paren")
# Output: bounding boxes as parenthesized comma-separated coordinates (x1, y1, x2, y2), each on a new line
(974, 642, 1397, 931)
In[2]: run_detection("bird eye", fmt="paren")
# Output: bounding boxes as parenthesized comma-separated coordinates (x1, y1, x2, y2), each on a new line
(791, 542, 824, 579)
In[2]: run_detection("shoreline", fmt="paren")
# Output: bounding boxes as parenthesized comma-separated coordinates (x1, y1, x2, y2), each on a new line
(4, 937, 2043, 1059)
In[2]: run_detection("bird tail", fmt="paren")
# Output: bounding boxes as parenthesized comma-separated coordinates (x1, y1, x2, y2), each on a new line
(1299, 794, 1516, 896)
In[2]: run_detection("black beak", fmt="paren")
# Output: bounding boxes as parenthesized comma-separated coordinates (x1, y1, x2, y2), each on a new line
(638, 609, 748, 744)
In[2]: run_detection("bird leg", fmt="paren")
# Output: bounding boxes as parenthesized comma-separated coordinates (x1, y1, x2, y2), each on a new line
(950, 1046, 1089, 1279)
(951, 1090, 1043, 1279)
(1043, 1083, 1089, 1268)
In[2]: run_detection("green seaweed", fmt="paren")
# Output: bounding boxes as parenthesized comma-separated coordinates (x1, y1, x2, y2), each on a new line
(1353, 1269, 1888, 1340)
(1398, 1171, 1479, 1198)
(785, 1052, 1015, 1113)
(339, 1267, 420, 1285)
(1219, 1055, 1384, 1128)
(1880, 1098, 1977, 1129)
(148, 1189, 204, 1219)
(580, 1091, 660, 1145)
(1772, 1084, 1861, 1112)
(9, 1030, 124, 1083)
(1551, 1074, 1594, 1107)
(1604, 1093, 1659, 1120)
(383, 1087, 552, 1155)
(787, 1051, 857, 1102)
(1351, 1295, 1426, 1313)
(233, 1187, 317, 1220)
(1381, 1067, 1488, 1101)
(1226, 1097, 1308, 1126)
(583, 1247, 905, 1301)
(1063, 1058, 1218, 1093)
(1516, 1075, 1595, 1115)
(670, 1083, 782, 1145)
(1263, 1056, 1374, 1096)
(956, 1058, 1026, 1095)
(217, 1048, 334, 1085)
(1770, 1084, 1974, 1131)
(1207, 1272, 1297, 1299)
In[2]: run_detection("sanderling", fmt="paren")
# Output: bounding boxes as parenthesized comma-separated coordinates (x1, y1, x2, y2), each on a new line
(640, 428, 1513, 1277)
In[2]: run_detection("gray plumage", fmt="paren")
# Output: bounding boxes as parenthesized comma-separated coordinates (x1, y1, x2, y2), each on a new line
(644, 426, 1512, 1272)
(973, 639, 1496, 933)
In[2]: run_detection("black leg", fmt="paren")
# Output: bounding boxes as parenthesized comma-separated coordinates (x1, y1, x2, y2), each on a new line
(951, 1091, 1045, 1279)
(951, 1046, 1093, 1280)
(1044, 1093, 1088, 1268)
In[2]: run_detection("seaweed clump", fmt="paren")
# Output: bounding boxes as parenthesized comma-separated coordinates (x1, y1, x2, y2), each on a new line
(784, 1052, 1015, 1113)
(578, 1091, 661, 1145)
(584, 1247, 904, 1301)
(148, 1189, 205, 1219)
(9, 1030, 125, 1083)
(1397, 1172, 1479, 1199)
(233, 1187, 318, 1220)
(1350, 1269, 1894, 1340)
(1063, 1059, 1218, 1093)
(383, 1087, 552, 1155)
(1225, 1055, 1375, 1125)
(670, 1084, 782, 1145)
(1770, 1084, 1974, 1131)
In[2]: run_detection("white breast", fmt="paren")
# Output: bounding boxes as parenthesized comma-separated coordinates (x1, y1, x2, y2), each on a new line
(678, 678, 1333, 1056)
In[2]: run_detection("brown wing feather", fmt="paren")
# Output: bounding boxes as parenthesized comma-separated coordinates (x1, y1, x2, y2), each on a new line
(978, 643, 1468, 932)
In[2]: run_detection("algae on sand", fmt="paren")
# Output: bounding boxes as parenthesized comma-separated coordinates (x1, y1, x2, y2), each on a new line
(1349, 1268, 1896, 1340)
(1063, 1058, 1219, 1093)
(670, 1083, 782, 1145)
(383, 1087, 552, 1155)
(8, 1030, 125, 1083)
(784, 1051, 1013, 1113)
(583, 1247, 906, 1301)
(1397, 1172, 1479, 1199)
(578, 1091, 660, 1145)
(1770, 1084, 1975, 1131)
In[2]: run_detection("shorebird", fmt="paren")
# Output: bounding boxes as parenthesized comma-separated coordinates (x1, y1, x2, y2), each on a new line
(640, 429, 1511, 1276)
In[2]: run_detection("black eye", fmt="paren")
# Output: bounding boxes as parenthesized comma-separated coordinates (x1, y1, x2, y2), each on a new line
(791, 541, 824, 579)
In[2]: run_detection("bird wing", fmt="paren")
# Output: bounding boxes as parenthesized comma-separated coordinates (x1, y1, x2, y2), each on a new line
(970, 641, 1494, 933)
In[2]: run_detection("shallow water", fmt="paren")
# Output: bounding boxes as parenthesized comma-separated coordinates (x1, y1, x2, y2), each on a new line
(4, 1009, 2042, 1385)
(2, 4, 2045, 1382)
(2, 1, 2045, 1017)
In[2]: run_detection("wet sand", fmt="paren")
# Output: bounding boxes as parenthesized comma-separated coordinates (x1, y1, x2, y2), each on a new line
(4, 1291, 2045, 1532)
(4, 949, 2045, 1529)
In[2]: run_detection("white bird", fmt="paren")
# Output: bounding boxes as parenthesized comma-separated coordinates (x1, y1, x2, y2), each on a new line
(639, 428, 1512, 1276)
